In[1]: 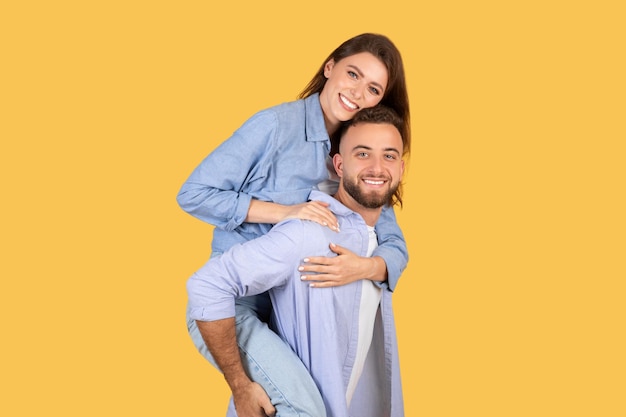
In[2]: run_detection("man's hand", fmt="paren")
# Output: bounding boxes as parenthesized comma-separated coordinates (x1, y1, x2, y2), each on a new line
(232, 381, 276, 417)
(196, 319, 276, 416)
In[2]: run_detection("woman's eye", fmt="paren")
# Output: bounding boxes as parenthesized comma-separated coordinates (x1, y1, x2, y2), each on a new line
(348, 70, 357, 79)
(369, 86, 380, 96)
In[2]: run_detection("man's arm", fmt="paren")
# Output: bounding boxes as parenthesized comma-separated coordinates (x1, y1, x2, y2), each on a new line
(187, 221, 305, 417)
(196, 319, 275, 417)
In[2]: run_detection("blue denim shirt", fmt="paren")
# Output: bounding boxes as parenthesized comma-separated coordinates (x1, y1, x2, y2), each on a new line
(187, 191, 404, 417)
(177, 93, 408, 289)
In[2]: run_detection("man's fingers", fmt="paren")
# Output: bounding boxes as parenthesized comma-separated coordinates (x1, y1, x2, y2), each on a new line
(261, 402, 276, 417)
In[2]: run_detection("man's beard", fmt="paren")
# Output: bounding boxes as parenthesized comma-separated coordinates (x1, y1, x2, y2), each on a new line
(343, 175, 398, 209)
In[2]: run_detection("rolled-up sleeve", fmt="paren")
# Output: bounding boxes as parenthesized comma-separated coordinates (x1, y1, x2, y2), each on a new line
(186, 219, 304, 321)
(177, 111, 278, 231)
(373, 205, 408, 292)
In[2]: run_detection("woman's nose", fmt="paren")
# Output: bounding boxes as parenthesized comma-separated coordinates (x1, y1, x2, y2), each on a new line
(350, 83, 364, 99)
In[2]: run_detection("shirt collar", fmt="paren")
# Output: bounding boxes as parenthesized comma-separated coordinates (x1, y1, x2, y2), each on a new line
(304, 93, 331, 143)
(308, 190, 354, 217)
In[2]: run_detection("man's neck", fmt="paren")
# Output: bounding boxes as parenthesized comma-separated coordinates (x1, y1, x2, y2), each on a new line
(333, 188, 382, 227)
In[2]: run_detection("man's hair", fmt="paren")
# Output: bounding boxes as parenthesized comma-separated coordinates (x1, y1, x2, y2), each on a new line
(336, 105, 406, 208)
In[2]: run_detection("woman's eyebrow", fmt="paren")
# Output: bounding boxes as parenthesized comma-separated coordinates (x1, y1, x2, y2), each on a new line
(346, 64, 385, 92)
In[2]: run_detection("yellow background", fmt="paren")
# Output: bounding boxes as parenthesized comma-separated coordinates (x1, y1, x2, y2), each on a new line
(2, 1, 624, 416)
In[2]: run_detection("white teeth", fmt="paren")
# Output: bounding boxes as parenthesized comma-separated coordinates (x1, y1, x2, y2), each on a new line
(364, 180, 384, 185)
(340, 94, 357, 110)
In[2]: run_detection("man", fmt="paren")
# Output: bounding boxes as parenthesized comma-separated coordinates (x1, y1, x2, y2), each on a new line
(187, 105, 407, 417)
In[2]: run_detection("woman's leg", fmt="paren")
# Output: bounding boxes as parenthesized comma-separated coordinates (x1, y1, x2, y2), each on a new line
(187, 294, 326, 417)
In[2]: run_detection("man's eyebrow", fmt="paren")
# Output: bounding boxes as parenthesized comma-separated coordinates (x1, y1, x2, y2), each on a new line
(351, 144, 401, 155)
(346, 64, 385, 92)
(351, 145, 373, 152)
(384, 147, 402, 155)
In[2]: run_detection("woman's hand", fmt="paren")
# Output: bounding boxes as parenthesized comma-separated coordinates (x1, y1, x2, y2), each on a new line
(282, 201, 339, 231)
(299, 243, 387, 287)
(246, 200, 338, 231)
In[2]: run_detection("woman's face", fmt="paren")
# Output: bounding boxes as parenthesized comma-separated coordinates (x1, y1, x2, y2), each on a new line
(319, 52, 389, 132)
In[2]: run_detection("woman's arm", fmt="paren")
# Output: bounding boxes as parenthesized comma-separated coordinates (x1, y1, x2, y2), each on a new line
(298, 244, 386, 286)
(176, 111, 275, 231)
(371, 205, 408, 291)
(299, 205, 408, 291)
(246, 199, 338, 231)
(177, 109, 339, 232)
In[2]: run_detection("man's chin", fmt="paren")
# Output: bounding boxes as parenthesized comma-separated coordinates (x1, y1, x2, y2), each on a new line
(359, 195, 389, 209)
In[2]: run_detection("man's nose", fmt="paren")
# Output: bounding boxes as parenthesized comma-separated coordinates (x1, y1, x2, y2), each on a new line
(368, 156, 384, 173)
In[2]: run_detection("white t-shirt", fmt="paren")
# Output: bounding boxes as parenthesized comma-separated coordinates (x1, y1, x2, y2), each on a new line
(346, 225, 382, 405)
(316, 155, 340, 195)
(318, 157, 384, 405)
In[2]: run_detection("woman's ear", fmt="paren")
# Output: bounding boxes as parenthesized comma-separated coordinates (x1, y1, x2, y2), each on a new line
(323, 59, 335, 78)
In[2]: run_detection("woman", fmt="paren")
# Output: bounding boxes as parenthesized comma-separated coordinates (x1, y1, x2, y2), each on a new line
(179, 33, 410, 417)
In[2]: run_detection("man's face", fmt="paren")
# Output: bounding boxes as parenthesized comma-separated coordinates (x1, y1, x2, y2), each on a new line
(334, 122, 404, 209)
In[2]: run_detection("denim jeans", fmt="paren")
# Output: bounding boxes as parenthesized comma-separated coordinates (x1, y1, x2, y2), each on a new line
(187, 296, 327, 417)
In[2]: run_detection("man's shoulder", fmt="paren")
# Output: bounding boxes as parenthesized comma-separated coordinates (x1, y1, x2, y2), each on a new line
(274, 215, 364, 246)
(273, 217, 331, 236)
(271, 218, 336, 249)
(309, 191, 362, 223)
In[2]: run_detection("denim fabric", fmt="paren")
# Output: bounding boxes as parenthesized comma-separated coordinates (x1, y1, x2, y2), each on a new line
(187, 308, 326, 417)
(177, 94, 331, 255)
(180, 94, 407, 416)
(187, 191, 404, 417)
(176, 94, 408, 285)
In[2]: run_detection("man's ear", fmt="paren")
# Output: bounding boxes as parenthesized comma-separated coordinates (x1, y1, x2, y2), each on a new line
(332, 153, 343, 178)
(324, 59, 335, 78)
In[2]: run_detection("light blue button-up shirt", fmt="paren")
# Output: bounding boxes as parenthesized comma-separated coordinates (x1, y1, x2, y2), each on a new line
(177, 94, 407, 289)
(187, 191, 404, 417)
